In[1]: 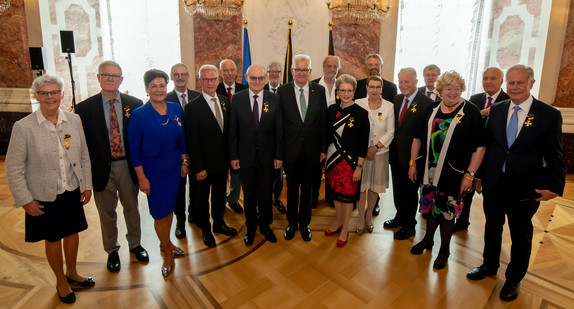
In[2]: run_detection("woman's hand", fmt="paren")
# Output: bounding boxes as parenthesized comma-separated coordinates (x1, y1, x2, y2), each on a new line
(352, 167, 362, 182)
(23, 200, 44, 216)
(139, 177, 151, 195)
(408, 166, 417, 183)
(181, 164, 189, 178)
(196, 170, 207, 181)
(474, 179, 482, 194)
(459, 177, 473, 195)
(366, 146, 377, 161)
(80, 190, 92, 205)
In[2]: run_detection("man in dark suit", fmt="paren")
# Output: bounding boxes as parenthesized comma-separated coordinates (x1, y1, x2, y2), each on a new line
(279, 54, 328, 242)
(229, 64, 284, 246)
(467, 65, 565, 302)
(417, 64, 441, 101)
(385, 67, 433, 240)
(165, 63, 201, 239)
(456, 67, 509, 232)
(216, 59, 248, 214)
(76, 60, 148, 272)
(264, 61, 286, 214)
(185, 64, 238, 248)
(354, 53, 398, 102)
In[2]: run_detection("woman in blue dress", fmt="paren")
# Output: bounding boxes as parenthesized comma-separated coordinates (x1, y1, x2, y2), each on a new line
(128, 69, 188, 277)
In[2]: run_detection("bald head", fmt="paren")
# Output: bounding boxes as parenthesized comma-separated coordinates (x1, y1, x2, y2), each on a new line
(482, 67, 504, 96)
(220, 59, 238, 85)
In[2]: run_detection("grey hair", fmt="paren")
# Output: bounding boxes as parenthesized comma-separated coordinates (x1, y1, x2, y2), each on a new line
(31, 74, 64, 93)
(98, 60, 123, 75)
(366, 54, 383, 65)
(323, 55, 341, 68)
(506, 64, 534, 82)
(171, 63, 188, 73)
(423, 64, 441, 75)
(399, 67, 417, 79)
(335, 74, 357, 91)
(198, 64, 219, 77)
(219, 59, 236, 71)
(246, 64, 266, 75)
(267, 61, 282, 71)
(293, 54, 312, 69)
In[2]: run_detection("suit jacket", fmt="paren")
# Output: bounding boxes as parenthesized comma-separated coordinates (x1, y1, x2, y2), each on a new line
(166, 89, 201, 109)
(229, 89, 283, 168)
(481, 98, 566, 199)
(76, 92, 142, 191)
(469, 90, 509, 110)
(185, 94, 230, 175)
(389, 91, 434, 170)
(6, 110, 92, 206)
(418, 86, 442, 101)
(216, 82, 248, 101)
(354, 78, 397, 102)
(278, 81, 328, 163)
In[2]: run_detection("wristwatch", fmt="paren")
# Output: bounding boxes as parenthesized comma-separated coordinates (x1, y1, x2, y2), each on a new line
(467, 171, 476, 177)
(356, 164, 363, 169)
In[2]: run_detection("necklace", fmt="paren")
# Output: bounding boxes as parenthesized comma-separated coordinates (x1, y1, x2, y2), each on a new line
(161, 117, 169, 125)
(442, 100, 460, 112)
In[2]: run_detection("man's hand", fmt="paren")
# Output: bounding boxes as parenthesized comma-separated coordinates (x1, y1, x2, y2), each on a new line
(535, 189, 558, 201)
(474, 179, 482, 194)
(230, 160, 240, 170)
(274, 160, 283, 169)
(196, 170, 207, 181)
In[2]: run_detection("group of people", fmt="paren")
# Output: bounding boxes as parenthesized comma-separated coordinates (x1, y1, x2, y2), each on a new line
(5, 52, 565, 303)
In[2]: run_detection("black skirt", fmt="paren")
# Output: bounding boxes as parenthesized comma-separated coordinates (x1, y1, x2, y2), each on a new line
(25, 189, 88, 242)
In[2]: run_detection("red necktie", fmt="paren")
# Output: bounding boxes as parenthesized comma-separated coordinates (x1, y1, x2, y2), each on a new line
(486, 96, 493, 108)
(109, 99, 122, 159)
(399, 99, 409, 127)
(227, 87, 233, 103)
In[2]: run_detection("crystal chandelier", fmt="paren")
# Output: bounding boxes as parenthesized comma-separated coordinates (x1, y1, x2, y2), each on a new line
(0, 0, 11, 16)
(183, 0, 244, 20)
(326, 0, 391, 25)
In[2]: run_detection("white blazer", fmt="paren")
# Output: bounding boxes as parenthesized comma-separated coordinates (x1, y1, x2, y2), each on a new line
(356, 97, 395, 155)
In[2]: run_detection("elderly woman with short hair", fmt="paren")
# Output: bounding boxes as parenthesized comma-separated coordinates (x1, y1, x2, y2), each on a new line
(324, 74, 369, 247)
(408, 71, 485, 269)
(6, 75, 94, 304)
(128, 69, 188, 277)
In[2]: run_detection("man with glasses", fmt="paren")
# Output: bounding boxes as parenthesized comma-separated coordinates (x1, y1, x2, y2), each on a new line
(216, 59, 247, 215)
(264, 61, 286, 214)
(76, 60, 148, 273)
(165, 63, 201, 239)
(278, 54, 327, 242)
(185, 64, 238, 248)
(229, 64, 283, 246)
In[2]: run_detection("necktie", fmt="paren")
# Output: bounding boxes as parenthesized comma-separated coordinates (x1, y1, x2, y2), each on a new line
(272, 88, 277, 93)
(503, 106, 521, 172)
(486, 96, 493, 109)
(180, 93, 187, 108)
(427, 91, 433, 98)
(212, 97, 223, 132)
(399, 99, 409, 127)
(253, 95, 259, 128)
(299, 88, 307, 121)
(227, 87, 233, 103)
(109, 99, 122, 159)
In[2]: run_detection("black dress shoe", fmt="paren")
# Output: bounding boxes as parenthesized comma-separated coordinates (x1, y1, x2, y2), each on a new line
(213, 224, 238, 236)
(284, 224, 297, 240)
(300, 225, 312, 242)
(228, 201, 244, 213)
(466, 265, 498, 280)
(394, 227, 415, 240)
(175, 224, 186, 239)
(244, 228, 256, 246)
(383, 219, 402, 228)
(202, 230, 217, 247)
(67, 276, 95, 288)
(372, 204, 380, 216)
(57, 288, 76, 304)
(261, 226, 277, 243)
(410, 239, 433, 255)
(273, 200, 286, 214)
(130, 245, 149, 263)
(107, 251, 121, 273)
(433, 252, 449, 270)
(500, 282, 520, 301)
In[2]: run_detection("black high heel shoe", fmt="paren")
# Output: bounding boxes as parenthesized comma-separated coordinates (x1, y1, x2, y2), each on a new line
(67, 276, 95, 287)
(56, 287, 76, 304)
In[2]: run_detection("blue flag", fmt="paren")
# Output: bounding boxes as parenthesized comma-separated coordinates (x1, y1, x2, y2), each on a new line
(241, 27, 251, 85)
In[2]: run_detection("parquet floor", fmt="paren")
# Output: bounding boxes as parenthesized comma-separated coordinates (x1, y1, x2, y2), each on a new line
(1, 158, 573, 308)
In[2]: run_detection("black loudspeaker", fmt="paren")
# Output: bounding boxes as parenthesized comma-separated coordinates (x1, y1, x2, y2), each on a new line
(29, 47, 46, 70)
(60, 30, 75, 53)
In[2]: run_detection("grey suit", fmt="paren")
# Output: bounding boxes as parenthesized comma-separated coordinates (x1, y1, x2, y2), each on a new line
(6, 110, 92, 207)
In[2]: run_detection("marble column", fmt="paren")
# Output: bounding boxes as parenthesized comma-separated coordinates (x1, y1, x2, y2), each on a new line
(332, 19, 381, 80)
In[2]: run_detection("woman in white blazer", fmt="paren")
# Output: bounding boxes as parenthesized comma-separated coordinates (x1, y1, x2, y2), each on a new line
(355, 75, 395, 234)
(5, 75, 94, 304)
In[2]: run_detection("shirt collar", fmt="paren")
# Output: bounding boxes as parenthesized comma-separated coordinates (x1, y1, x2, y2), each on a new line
(202, 92, 217, 103)
(102, 92, 121, 105)
(175, 89, 186, 98)
(294, 82, 309, 92)
(510, 95, 534, 113)
(486, 88, 502, 100)
(249, 89, 262, 98)
(223, 82, 235, 90)
(36, 108, 67, 125)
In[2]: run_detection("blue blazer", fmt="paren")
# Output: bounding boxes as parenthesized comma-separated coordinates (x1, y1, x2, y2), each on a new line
(128, 101, 186, 167)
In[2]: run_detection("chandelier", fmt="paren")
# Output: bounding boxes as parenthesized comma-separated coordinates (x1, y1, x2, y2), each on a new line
(326, 0, 391, 25)
(183, 0, 244, 20)
(0, 0, 11, 16)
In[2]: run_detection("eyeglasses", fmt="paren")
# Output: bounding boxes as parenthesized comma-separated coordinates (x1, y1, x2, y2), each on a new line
(268, 70, 281, 74)
(200, 77, 219, 83)
(367, 86, 382, 90)
(100, 73, 122, 79)
(293, 68, 310, 73)
(172, 73, 189, 78)
(36, 90, 62, 97)
(248, 76, 266, 82)
(338, 89, 354, 93)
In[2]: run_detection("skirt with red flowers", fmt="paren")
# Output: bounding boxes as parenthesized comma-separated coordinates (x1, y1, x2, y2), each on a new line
(326, 159, 361, 203)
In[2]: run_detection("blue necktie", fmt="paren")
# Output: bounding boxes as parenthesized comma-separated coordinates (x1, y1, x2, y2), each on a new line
(503, 106, 521, 172)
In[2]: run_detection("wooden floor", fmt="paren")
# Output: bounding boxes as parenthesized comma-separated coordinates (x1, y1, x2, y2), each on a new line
(1, 159, 574, 309)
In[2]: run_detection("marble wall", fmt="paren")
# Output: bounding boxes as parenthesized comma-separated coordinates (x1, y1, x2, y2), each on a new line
(554, 0, 574, 108)
(332, 19, 381, 80)
(0, 0, 33, 88)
